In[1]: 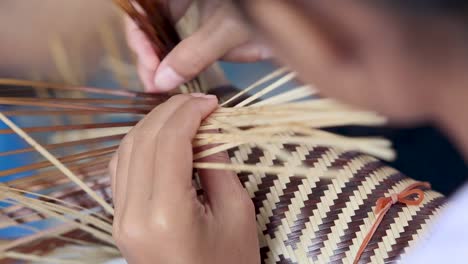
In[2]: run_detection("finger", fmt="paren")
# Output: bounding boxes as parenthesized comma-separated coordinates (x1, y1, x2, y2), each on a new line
(152, 95, 219, 207)
(153, 6, 251, 92)
(114, 136, 133, 219)
(125, 16, 159, 69)
(197, 150, 247, 211)
(122, 95, 193, 214)
(222, 42, 273, 62)
(109, 153, 118, 203)
(137, 62, 158, 92)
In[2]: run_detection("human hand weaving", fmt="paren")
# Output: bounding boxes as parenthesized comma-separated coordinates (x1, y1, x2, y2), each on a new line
(125, 0, 269, 92)
(0, 0, 467, 264)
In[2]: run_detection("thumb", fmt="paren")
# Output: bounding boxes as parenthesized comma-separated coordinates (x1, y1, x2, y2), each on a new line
(153, 6, 250, 92)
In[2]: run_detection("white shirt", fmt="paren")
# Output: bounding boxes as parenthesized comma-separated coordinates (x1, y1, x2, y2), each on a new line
(401, 183, 468, 263)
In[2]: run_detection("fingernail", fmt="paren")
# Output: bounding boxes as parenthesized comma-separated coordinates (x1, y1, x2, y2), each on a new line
(191, 93, 217, 99)
(154, 66, 185, 91)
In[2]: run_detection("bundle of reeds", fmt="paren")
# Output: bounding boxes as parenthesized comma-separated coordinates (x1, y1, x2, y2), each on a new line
(0, 1, 445, 263)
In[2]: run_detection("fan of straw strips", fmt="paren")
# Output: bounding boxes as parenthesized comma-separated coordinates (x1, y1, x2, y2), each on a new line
(0, 1, 446, 263)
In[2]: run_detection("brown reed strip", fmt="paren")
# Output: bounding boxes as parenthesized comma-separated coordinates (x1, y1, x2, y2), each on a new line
(1, 185, 112, 224)
(0, 146, 117, 177)
(0, 98, 149, 114)
(0, 79, 156, 98)
(0, 122, 137, 135)
(0, 134, 125, 157)
(1, 191, 114, 243)
(113, 0, 180, 58)
(2, 109, 143, 117)
(8, 157, 112, 189)
(0, 113, 114, 214)
(2, 97, 166, 106)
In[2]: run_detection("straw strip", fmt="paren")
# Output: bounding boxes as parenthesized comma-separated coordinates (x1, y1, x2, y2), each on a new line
(0, 113, 114, 215)
(251, 85, 316, 106)
(0, 98, 149, 114)
(1, 252, 85, 264)
(235, 72, 297, 107)
(0, 134, 124, 157)
(220, 67, 289, 107)
(0, 78, 153, 98)
(0, 122, 136, 135)
(193, 162, 337, 178)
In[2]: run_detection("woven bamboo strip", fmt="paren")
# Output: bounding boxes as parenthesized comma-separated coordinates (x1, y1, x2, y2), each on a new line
(0, 113, 114, 215)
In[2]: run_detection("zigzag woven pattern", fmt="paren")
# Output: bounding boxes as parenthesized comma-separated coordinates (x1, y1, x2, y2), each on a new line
(227, 144, 446, 264)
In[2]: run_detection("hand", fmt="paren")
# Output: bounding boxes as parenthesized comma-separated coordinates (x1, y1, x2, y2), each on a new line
(126, 0, 272, 92)
(109, 94, 260, 264)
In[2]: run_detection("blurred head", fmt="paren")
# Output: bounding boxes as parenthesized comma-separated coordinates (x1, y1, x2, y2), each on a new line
(235, 1, 468, 124)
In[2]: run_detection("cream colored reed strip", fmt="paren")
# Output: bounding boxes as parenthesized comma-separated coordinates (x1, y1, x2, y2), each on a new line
(194, 133, 390, 148)
(198, 117, 311, 173)
(194, 134, 394, 161)
(210, 110, 384, 123)
(204, 118, 388, 149)
(2, 190, 113, 234)
(0, 227, 71, 252)
(294, 127, 392, 147)
(221, 67, 289, 107)
(4, 212, 112, 248)
(201, 121, 313, 136)
(0, 113, 114, 215)
(0, 185, 112, 224)
(235, 72, 297, 107)
(217, 99, 343, 112)
(0, 224, 73, 252)
(204, 117, 296, 163)
(2, 252, 85, 264)
(0, 214, 15, 229)
(202, 112, 386, 130)
(8, 157, 111, 191)
(284, 125, 395, 160)
(0, 221, 116, 254)
(250, 85, 316, 107)
(0, 193, 112, 235)
(4, 194, 113, 244)
(193, 162, 336, 179)
(211, 100, 355, 119)
(33, 201, 112, 234)
(195, 122, 293, 164)
(5, 211, 43, 224)
(212, 105, 333, 117)
(194, 143, 241, 160)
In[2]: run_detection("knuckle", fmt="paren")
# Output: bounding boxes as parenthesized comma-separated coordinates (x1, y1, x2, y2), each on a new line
(148, 211, 176, 236)
(114, 217, 145, 243)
